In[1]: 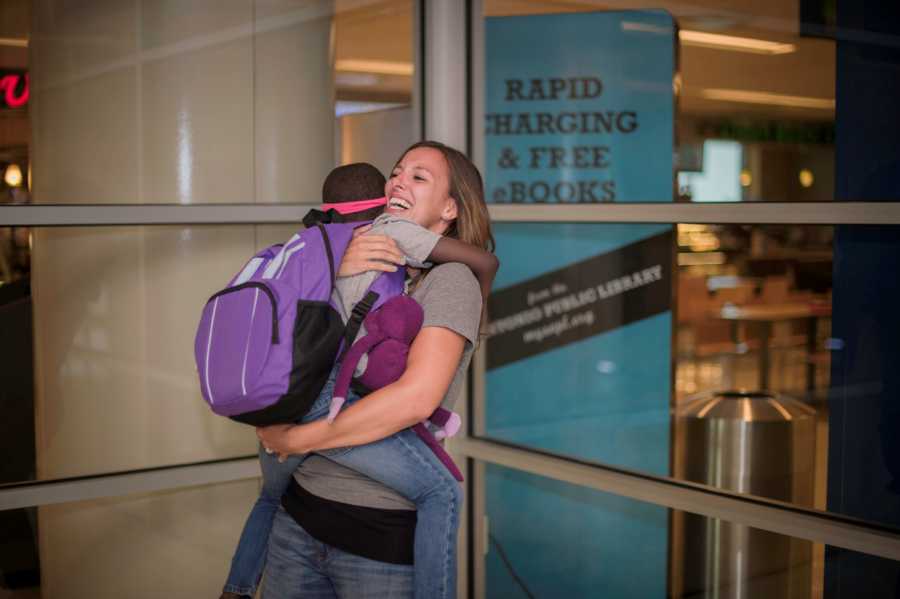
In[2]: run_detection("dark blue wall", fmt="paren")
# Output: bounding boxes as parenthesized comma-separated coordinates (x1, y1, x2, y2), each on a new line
(827, 1, 900, 596)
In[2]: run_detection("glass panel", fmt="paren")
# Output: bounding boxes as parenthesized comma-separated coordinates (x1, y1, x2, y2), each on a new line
(0, 0, 418, 483)
(478, 222, 900, 531)
(0, 479, 259, 598)
(0, 0, 414, 206)
(1, 225, 263, 484)
(479, 2, 899, 204)
(481, 463, 898, 599)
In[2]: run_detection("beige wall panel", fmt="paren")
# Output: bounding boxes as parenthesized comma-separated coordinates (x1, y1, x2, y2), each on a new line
(339, 106, 413, 177)
(32, 226, 258, 481)
(141, 40, 254, 204)
(254, 9, 334, 204)
(256, 224, 306, 250)
(140, 0, 253, 50)
(31, 67, 138, 204)
(38, 480, 259, 599)
(31, 0, 137, 88)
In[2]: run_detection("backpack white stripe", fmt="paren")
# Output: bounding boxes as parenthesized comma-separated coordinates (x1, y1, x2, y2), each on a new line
(204, 298, 219, 404)
(233, 257, 264, 286)
(262, 234, 302, 279)
(275, 242, 307, 279)
(240, 289, 260, 396)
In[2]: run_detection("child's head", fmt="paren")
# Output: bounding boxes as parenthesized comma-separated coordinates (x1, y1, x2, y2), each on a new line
(322, 163, 387, 222)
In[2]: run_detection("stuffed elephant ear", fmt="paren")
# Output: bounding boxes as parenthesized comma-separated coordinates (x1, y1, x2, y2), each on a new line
(357, 338, 409, 391)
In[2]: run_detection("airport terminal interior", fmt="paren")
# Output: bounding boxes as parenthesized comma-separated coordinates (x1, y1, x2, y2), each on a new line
(1, 0, 899, 597)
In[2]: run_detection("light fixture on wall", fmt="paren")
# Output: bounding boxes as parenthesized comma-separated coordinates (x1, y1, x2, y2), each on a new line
(4, 163, 22, 187)
(679, 30, 795, 55)
(799, 169, 815, 188)
(0, 37, 28, 48)
(740, 169, 753, 187)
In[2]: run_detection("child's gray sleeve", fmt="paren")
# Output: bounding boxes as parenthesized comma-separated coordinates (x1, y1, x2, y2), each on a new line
(371, 216, 441, 268)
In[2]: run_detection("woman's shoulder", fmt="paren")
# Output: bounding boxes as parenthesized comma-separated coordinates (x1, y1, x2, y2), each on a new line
(416, 263, 480, 298)
(411, 263, 482, 343)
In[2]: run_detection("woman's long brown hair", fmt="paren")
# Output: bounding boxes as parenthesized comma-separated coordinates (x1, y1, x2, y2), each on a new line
(396, 141, 495, 330)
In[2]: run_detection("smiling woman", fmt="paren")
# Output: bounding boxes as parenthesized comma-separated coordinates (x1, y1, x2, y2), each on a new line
(385, 145, 459, 228)
(245, 141, 496, 599)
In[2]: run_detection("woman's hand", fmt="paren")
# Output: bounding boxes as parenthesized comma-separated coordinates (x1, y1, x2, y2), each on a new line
(337, 225, 406, 277)
(256, 423, 310, 461)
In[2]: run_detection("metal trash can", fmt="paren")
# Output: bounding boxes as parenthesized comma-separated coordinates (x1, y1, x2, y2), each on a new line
(670, 390, 817, 599)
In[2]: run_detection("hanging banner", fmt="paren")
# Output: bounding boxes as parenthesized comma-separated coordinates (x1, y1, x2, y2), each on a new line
(481, 10, 676, 599)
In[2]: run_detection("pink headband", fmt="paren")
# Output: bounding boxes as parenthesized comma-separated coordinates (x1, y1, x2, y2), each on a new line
(321, 196, 387, 215)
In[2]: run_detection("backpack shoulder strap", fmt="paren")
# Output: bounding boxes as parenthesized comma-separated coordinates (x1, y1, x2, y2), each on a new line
(316, 223, 336, 288)
(341, 290, 380, 358)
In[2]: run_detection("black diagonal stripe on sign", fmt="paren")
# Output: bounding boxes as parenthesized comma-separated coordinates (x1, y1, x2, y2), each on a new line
(486, 230, 673, 370)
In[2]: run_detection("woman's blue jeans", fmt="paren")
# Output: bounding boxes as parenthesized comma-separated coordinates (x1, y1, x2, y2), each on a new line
(223, 370, 462, 599)
(262, 507, 413, 599)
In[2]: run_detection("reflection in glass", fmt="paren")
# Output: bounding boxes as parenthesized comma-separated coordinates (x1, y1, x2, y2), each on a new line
(0, 0, 417, 486)
(480, 223, 846, 522)
(0, 479, 259, 598)
(481, 464, 851, 599)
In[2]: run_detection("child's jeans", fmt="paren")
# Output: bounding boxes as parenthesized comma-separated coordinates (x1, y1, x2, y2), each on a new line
(222, 369, 462, 599)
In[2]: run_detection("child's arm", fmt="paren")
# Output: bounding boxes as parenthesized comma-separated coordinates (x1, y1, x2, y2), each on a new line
(373, 216, 499, 299)
(427, 236, 499, 300)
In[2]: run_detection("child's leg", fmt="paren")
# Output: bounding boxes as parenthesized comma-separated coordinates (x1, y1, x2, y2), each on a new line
(223, 446, 303, 597)
(223, 368, 343, 596)
(322, 426, 462, 599)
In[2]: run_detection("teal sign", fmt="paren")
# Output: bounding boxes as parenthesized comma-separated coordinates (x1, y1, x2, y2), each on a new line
(485, 10, 675, 204)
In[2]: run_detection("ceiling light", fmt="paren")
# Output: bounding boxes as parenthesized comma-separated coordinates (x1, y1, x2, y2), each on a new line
(335, 59, 413, 76)
(679, 30, 795, 55)
(0, 37, 28, 48)
(799, 169, 814, 188)
(678, 251, 726, 266)
(335, 72, 379, 87)
(700, 88, 835, 110)
(4, 164, 23, 187)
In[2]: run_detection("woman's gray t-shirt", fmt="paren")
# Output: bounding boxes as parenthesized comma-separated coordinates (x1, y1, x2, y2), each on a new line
(293, 262, 482, 510)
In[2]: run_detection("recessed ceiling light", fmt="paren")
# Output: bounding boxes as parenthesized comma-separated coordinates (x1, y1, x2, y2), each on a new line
(700, 88, 835, 110)
(0, 37, 28, 48)
(335, 59, 413, 76)
(680, 30, 795, 55)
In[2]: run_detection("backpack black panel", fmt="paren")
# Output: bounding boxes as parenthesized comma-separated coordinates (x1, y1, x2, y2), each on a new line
(231, 300, 345, 426)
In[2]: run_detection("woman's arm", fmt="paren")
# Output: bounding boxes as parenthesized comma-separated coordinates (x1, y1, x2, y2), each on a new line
(258, 325, 466, 455)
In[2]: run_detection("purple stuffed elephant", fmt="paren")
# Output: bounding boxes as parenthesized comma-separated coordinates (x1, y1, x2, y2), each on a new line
(329, 295, 463, 481)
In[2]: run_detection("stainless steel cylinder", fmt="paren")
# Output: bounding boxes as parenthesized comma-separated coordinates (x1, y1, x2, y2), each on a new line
(671, 391, 817, 599)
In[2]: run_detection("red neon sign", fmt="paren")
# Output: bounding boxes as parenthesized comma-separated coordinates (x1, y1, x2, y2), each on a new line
(0, 72, 28, 109)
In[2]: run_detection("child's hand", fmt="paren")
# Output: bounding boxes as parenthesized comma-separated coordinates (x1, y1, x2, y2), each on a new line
(338, 230, 405, 277)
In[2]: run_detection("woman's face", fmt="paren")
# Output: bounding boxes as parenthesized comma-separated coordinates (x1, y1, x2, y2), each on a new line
(385, 147, 458, 234)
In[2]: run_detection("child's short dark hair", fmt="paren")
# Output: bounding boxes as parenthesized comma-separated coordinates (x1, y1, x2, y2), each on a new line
(323, 163, 385, 204)
(321, 163, 386, 222)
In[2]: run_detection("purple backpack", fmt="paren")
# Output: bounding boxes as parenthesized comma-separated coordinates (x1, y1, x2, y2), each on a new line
(194, 222, 404, 426)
